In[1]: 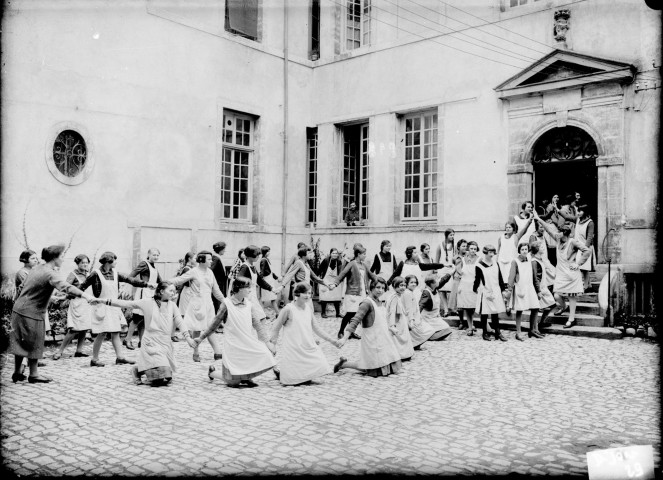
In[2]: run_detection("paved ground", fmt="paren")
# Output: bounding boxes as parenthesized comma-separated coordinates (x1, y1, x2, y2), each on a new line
(1, 314, 660, 477)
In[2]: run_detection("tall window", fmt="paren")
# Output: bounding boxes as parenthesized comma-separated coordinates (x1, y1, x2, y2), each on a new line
(307, 128, 318, 224)
(221, 111, 254, 220)
(310, 0, 320, 60)
(342, 123, 369, 221)
(346, 0, 371, 50)
(403, 112, 437, 219)
(225, 0, 259, 41)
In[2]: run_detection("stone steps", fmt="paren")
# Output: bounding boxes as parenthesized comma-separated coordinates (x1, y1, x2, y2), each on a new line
(445, 315, 619, 339)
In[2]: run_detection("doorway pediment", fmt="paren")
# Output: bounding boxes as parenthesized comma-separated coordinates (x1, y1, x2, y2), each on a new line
(495, 50, 635, 99)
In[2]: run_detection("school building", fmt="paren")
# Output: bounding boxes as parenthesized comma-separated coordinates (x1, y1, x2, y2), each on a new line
(1, 0, 659, 317)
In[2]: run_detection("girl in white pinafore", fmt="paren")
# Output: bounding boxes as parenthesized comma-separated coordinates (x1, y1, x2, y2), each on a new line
(531, 242, 556, 335)
(506, 243, 541, 341)
(371, 240, 396, 303)
(389, 246, 444, 299)
(335, 279, 402, 377)
(456, 241, 480, 336)
(270, 283, 340, 385)
(402, 275, 436, 348)
(419, 276, 453, 341)
(317, 249, 344, 318)
(385, 277, 415, 361)
(474, 245, 507, 342)
(497, 217, 533, 285)
(101, 282, 195, 386)
(169, 251, 224, 362)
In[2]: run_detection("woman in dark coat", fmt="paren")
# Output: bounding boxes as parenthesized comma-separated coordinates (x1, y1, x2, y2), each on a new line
(10, 244, 94, 383)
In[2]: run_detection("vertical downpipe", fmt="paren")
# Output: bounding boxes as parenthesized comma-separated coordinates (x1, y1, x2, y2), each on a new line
(281, 1, 289, 272)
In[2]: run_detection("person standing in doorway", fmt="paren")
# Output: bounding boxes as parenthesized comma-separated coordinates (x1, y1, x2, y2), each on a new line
(125, 248, 162, 350)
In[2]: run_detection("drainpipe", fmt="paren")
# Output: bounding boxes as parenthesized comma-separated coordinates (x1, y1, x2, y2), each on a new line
(280, 1, 289, 272)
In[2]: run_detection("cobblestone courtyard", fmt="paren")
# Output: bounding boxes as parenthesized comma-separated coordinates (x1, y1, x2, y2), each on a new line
(1, 316, 660, 477)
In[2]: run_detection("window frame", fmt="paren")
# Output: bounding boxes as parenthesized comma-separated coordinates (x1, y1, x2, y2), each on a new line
(401, 110, 439, 222)
(220, 110, 255, 223)
(306, 127, 318, 225)
(224, 0, 260, 42)
(344, 0, 372, 51)
(340, 122, 370, 223)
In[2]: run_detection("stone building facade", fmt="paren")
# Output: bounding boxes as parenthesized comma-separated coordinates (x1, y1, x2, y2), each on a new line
(1, 0, 659, 314)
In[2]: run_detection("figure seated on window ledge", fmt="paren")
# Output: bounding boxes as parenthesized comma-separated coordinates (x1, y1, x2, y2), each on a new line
(344, 202, 363, 226)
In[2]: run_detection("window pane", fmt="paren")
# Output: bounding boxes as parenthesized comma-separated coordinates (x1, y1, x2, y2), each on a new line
(404, 205, 411, 217)
(405, 119, 412, 131)
(413, 117, 420, 130)
(224, 205, 231, 217)
(424, 204, 429, 217)
(424, 115, 431, 129)
(405, 176, 412, 188)
(413, 132, 420, 145)
(405, 161, 412, 173)
(413, 161, 420, 174)
(413, 147, 420, 159)
(405, 148, 412, 160)
(412, 204, 419, 217)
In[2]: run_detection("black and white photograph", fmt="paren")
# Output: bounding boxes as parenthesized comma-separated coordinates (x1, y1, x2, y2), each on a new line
(1, 0, 660, 477)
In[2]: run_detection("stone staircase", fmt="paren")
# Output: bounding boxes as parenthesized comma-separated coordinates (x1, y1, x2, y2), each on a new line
(445, 270, 622, 339)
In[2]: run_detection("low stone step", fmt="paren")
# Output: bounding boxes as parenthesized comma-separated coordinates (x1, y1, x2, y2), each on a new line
(573, 302, 601, 316)
(445, 311, 605, 328)
(578, 292, 598, 302)
(446, 318, 621, 340)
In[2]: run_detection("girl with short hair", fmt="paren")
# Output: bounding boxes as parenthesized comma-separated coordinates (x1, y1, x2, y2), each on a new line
(505, 243, 541, 341)
(385, 276, 415, 361)
(402, 275, 436, 348)
(473, 245, 508, 342)
(419, 274, 453, 341)
(456, 241, 480, 336)
(317, 248, 344, 318)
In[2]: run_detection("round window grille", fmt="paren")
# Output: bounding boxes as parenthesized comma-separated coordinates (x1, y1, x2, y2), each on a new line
(53, 130, 87, 177)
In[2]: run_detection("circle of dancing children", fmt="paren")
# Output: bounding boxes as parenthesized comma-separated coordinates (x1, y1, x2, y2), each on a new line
(12, 204, 593, 387)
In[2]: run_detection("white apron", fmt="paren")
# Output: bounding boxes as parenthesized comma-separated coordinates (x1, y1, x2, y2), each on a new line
(497, 233, 518, 281)
(554, 240, 584, 295)
(222, 297, 275, 375)
(476, 262, 506, 315)
(136, 300, 181, 373)
(342, 267, 366, 314)
(511, 258, 541, 312)
(133, 262, 157, 315)
(574, 219, 596, 271)
(277, 303, 331, 385)
(318, 261, 343, 302)
(67, 271, 91, 331)
(456, 257, 478, 310)
(357, 298, 402, 370)
(386, 294, 415, 360)
(183, 269, 217, 332)
(532, 258, 556, 309)
(91, 269, 127, 334)
(401, 263, 424, 296)
(420, 288, 452, 333)
(514, 214, 536, 246)
(377, 254, 394, 302)
(403, 289, 435, 347)
(244, 262, 267, 318)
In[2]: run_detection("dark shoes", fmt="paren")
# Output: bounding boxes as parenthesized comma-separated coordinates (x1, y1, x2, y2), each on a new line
(213, 354, 223, 361)
(496, 333, 508, 342)
(349, 333, 361, 340)
(171, 336, 180, 342)
(115, 358, 135, 365)
(38, 361, 46, 367)
(74, 352, 89, 357)
(242, 380, 259, 387)
(482, 333, 492, 341)
(333, 357, 347, 373)
(12, 366, 26, 383)
(563, 319, 576, 329)
(273, 369, 280, 380)
(28, 376, 52, 384)
(90, 359, 105, 367)
(208, 365, 216, 381)
(124, 340, 136, 350)
(529, 331, 545, 339)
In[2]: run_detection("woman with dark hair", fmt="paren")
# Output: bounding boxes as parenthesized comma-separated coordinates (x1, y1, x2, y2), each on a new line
(93, 282, 195, 386)
(125, 248, 162, 350)
(259, 245, 281, 317)
(370, 239, 397, 302)
(419, 274, 453, 341)
(80, 251, 154, 367)
(505, 243, 541, 341)
(9, 244, 94, 383)
(53, 254, 93, 360)
(15, 249, 38, 300)
(533, 211, 590, 328)
(239, 245, 282, 320)
(328, 245, 379, 340)
(456, 241, 480, 336)
(227, 248, 246, 293)
(280, 246, 329, 307)
(530, 242, 556, 335)
(169, 250, 224, 362)
(197, 276, 276, 387)
(434, 229, 457, 317)
(385, 276, 415, 361)
(317, 248, 344, 318)
(574, 204, 596, 290)
(514, 201, 537, 247)
(473, 245, 508, 342)
(335, 278, 402, 377)
(402, 275, 436, 348)
(389, 246, 444, 300)
(270, 282, 341, 385)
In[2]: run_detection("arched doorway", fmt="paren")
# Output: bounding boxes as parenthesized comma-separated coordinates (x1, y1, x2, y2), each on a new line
(532, 126, 599, 253)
